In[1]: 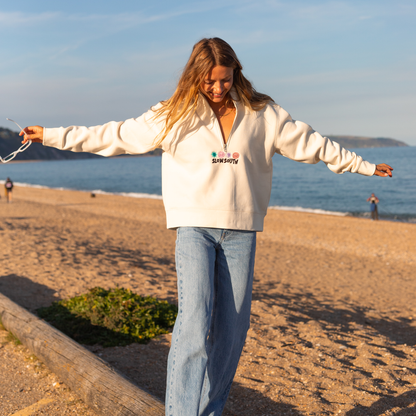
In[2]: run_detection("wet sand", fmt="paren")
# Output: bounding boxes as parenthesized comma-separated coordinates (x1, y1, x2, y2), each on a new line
(1, 186, 416, 415)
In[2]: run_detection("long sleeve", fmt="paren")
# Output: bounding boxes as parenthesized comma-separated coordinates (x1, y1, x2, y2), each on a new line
(43, 106, 164, 157)
(272, 105, 376, 176)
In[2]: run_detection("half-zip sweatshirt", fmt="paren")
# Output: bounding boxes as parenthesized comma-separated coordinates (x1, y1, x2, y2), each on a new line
(43, 95, 376, 231)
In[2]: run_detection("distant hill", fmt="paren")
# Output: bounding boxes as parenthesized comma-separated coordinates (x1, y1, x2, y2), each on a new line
(0, 127, 162, 162)
(326, 135, 409, 149)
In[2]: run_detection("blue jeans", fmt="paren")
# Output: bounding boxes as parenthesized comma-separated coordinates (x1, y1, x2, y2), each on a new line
(166, 227, 257, 416)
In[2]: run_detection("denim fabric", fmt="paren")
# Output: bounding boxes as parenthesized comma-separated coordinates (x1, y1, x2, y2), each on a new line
(166, 227, 256, 416)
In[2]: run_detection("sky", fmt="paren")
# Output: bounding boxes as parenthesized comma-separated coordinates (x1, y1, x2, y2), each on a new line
(1, 0, 415, 145)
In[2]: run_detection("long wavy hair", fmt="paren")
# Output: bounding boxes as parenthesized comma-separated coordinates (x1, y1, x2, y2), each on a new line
(152, 37, 273, 147)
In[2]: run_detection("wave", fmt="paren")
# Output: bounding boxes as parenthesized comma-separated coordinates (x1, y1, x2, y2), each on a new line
(90, 189, 162, 200)
(268, 205, 416, 223)
(269, 205, 349, 217)
(5, 181, 163, 200)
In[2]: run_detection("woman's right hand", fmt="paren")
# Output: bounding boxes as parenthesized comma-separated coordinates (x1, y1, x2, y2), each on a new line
(20, 125, 44, 144)
(374, 163, 393, 177)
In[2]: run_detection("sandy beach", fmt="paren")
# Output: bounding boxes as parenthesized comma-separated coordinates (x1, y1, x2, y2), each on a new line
(1, 185, 416, 415)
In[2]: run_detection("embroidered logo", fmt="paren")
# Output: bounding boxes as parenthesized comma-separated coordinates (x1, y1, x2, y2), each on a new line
(211, 151, 240, 165)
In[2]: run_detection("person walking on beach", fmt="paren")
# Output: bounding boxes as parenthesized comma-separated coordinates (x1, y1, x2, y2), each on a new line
(4, 177, 14, 203)
(21, 38, 393, 416)
(367, 193, 380, 220)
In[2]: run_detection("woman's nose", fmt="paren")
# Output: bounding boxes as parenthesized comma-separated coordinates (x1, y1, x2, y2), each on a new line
(214, 82, 223, 93)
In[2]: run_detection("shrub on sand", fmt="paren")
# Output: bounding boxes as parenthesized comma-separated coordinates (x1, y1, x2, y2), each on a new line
(37, 287, 177, 347)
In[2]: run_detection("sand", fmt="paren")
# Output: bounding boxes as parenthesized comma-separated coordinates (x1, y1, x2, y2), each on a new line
(1, 185, 415, 415)
(0, 329, 96, 416)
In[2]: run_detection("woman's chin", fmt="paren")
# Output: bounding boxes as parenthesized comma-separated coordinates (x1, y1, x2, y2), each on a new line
(208, 94, 226, 103)
(200, 89, 228, 104)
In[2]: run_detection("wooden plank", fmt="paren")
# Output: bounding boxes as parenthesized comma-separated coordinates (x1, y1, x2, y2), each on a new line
(0, 293, 165, 416)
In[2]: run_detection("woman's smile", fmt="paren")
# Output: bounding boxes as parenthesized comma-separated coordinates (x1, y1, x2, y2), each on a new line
(201, 66, 234, 103)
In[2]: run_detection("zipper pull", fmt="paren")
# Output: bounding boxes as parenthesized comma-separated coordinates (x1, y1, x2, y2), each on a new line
(223, 142, 227, 152)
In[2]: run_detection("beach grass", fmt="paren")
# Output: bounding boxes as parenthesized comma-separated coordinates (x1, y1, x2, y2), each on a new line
(0, 317, 22, 346)
(37, 287, 178, 347)
(5, 331, 22, 346)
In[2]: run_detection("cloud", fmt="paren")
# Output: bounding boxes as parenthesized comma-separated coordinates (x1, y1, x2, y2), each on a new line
(59, 2, 235, 30)
(0, 3, 236, 62)
(0, 11, 59, 27)
(234, 0, 415, 28)
(0, 1, 230, 34)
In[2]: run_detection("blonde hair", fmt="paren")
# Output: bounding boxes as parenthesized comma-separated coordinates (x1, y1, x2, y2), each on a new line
(152, 37, 273, 147)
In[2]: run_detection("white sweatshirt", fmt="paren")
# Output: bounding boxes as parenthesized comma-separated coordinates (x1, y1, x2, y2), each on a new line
(43, 95, 376, 231)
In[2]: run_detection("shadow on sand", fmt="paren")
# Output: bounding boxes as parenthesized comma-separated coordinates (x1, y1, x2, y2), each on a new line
(2, 274, 416, 414)
(0, 274, 60, 312)
(0, 276, 302, 415)
(253, 285, 416, 357)
(251, 286, 416, 414)
(345, 390, 416, 416)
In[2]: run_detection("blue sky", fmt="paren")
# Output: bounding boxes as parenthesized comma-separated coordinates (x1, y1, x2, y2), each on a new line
(1, 0, 415, 145)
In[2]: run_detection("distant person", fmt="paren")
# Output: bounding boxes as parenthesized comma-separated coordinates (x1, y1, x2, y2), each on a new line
(367, 193, 379, 220)
(4, 177, 13, 203)
(21, 37, 393, 415)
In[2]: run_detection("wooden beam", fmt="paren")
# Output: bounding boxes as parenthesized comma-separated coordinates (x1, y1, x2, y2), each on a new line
(0, 293, 165, 416)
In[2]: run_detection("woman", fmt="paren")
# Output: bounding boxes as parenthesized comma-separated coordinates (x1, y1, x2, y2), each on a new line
(22, 38, 393, 415)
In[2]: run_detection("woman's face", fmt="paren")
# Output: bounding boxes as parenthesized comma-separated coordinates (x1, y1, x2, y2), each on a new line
(201, 66, 234, 104)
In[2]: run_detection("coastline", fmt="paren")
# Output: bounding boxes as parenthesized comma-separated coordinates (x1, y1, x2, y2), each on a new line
(2, 181, 415, 222)
(1, 186, 416, 415)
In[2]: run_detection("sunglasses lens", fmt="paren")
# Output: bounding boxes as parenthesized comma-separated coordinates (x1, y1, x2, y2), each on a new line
(20, 141, 32, 152)
(3, 153, 16, 163)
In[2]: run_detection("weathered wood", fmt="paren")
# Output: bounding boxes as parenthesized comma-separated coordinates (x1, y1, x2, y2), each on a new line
(0, 293, 165, 416)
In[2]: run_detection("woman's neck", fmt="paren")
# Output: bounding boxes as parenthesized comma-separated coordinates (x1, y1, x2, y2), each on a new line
(207, 96, 234, 115)
(205, 95, 236, 144)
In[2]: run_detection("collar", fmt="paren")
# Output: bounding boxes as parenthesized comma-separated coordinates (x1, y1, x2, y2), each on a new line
(197, 87, 241, 116)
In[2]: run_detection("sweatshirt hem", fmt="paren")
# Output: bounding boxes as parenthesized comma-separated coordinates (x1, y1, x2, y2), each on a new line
(166, 209, 265, 232)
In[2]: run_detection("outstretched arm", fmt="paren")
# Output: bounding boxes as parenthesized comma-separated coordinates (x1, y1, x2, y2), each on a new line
(272, 107, 394, 178)
(21, 109, 163, 157)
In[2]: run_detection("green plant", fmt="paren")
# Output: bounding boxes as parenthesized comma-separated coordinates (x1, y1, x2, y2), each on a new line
(0, 316, 5, 331)
(37, 287, 177, 347)
(6, 331, 22, 346)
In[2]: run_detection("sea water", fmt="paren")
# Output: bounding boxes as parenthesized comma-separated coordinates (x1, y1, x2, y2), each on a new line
(1, 147, 415, 222)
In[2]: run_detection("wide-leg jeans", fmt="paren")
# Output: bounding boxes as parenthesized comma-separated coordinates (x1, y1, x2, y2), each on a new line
(166, 227, 257, 416)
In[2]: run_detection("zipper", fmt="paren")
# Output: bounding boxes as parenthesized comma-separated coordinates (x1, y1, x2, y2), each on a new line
(215, 101, 238, 153)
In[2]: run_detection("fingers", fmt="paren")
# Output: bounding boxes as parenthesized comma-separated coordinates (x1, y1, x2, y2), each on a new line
(374, 163, 393, 177)
(20, 125, 44, 144)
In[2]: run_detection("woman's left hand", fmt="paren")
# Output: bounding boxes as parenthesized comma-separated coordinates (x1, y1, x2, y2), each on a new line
(374, 163, 393, 177)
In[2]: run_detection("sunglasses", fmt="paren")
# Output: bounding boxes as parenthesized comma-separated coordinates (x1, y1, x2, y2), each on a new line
(0, 118, 32, 163)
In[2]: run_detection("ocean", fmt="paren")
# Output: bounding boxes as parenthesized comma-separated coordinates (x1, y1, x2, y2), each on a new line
(1, 146, 415, 222)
